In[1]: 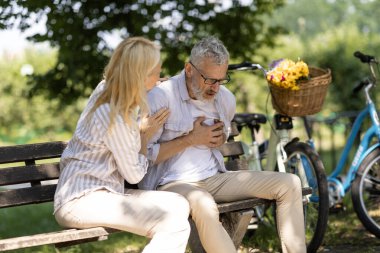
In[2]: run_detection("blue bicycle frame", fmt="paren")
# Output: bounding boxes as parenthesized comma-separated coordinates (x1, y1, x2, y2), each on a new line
(327, 99, 380, 196)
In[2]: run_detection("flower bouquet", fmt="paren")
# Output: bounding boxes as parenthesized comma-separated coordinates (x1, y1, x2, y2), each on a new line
(266, 58, 332, 117)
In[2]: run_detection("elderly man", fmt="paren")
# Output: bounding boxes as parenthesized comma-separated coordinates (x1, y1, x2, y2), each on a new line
(139, 36, 306, 253)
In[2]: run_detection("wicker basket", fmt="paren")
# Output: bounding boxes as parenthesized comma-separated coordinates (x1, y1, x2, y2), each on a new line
(268, 67, 332, 117)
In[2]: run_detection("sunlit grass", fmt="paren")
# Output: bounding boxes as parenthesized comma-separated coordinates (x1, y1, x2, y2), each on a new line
(239, 193, 380, 253)
(318, 195, 380, 252)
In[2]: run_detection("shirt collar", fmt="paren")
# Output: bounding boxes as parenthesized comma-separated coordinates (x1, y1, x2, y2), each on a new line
(178, 70, 191, 101)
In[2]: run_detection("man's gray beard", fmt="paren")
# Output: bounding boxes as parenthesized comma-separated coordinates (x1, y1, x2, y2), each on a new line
(191, 83, 214, 103)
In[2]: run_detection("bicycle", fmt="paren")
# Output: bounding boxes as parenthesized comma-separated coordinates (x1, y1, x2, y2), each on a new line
(317, 51, 380, 238)
(228, 62, 329, 253)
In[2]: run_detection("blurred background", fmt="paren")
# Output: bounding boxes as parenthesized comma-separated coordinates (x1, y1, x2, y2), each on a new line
(1, 0, 379, 146)
(1, 0, 380, 252)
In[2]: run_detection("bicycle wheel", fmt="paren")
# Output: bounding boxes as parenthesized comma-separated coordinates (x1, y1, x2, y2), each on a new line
(351, 148, 380, 238)
(284, 142, 329, 253)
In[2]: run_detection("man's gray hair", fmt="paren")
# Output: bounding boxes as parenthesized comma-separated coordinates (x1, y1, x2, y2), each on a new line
(190, 36, 229, 66)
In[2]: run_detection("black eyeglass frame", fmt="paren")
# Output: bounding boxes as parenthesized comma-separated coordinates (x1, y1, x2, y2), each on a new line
(189, 61, 231, 85)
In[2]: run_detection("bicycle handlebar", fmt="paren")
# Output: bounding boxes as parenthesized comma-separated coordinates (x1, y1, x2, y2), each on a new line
(352, 79, 371, 94)
(228, 62, 267, 78)
(354, 51, 378, 64)
(228, 62, 260, 71)
(352, 51, 378, 94)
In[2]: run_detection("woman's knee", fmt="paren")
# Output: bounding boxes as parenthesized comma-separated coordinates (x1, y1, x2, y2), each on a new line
(162, 192, 190, 219)
(173, 193, 191, 216)
(153, 193, 191, 233)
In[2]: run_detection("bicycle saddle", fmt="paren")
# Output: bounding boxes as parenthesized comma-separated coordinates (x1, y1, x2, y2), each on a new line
(233, 113, 267, 126)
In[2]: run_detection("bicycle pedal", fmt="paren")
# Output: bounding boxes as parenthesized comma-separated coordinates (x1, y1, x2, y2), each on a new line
(329, 203, 346, 213)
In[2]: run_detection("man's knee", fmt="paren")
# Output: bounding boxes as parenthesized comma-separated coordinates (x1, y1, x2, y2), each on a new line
(282, 173, 302, 193)
(188, 192, 220, 221)
(287, 173, 302, 188)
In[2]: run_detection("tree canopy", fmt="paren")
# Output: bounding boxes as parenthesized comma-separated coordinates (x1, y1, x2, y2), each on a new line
(0, 0, 285, 104)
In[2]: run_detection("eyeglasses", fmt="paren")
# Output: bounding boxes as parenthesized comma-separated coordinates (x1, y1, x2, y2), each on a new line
(189, 61, 230, 85)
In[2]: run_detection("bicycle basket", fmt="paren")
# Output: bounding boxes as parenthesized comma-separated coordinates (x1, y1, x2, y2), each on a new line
(268, 67, 332, 117)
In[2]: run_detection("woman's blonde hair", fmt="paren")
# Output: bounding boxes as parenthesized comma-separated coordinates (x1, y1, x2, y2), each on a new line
(91, 37, 161, 127)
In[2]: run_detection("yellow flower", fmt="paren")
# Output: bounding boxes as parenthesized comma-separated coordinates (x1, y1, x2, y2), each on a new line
(267, 59, 309, 90)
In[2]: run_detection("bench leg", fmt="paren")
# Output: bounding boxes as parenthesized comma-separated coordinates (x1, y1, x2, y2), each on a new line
(221, 209, 254, 249)
(188, 209, 254, 252)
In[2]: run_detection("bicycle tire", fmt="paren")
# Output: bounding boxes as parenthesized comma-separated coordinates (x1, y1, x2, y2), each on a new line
(283, 142, 329, 253)
(351, 147, 380, 238)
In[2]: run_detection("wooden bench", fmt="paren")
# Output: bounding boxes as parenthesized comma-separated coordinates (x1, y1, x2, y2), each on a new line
(0, 132, 312, 252)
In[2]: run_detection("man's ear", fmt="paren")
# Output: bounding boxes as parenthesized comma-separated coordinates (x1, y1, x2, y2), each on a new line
(184, 62, 192, 76)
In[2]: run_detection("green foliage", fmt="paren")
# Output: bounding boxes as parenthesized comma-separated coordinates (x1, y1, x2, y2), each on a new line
(304, 24, 372, 112)
(258, 0, 380, 113)
(0, 0, 285, 105)
(272, 0, 380, 40)
(0, 48, 82, 144)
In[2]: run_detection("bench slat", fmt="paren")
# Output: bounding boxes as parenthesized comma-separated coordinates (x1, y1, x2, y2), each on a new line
(218, 141, 244, 157)
(0, 163, 60, 186)
(218, 198, 271, 213)
(0, 185, 56, 208)
(0, 142, 66, 164)
(225, 159, 248, 171)
(0, 227, 119, 251)
(229, 122, 240, 138)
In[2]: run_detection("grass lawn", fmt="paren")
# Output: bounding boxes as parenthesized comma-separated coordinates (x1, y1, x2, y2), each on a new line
(318, 197, 380, 253)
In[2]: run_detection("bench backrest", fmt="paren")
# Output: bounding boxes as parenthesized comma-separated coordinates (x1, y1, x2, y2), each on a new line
(0, 123, 246, 209)
(0, 141, 66, 208)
